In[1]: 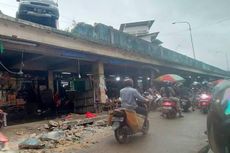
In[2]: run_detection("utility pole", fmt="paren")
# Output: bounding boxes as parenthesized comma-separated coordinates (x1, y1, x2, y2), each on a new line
(225, 52, 230, 71)
(172, 21, 196, 59)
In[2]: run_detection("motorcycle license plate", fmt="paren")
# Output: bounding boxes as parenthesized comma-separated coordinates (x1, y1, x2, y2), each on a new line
(201, 102, 208, 106)
(163, 107, 172, 110)
(112, 117, 124, 122)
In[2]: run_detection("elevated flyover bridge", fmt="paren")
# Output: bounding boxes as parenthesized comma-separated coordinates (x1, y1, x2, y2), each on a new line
(0, 13, 228, 104)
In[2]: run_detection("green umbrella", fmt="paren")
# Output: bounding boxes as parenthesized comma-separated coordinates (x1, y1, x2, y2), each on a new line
(211, 80, 230, 116)
(212, 80, 230, 98)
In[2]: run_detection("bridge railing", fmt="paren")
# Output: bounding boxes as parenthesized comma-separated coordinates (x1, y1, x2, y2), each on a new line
(70, 23, 226, 75)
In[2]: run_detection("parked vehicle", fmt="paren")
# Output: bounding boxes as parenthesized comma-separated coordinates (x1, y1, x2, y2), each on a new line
(0, 109, 6, 128)
(16, 0, 59, 28)
(143, 92, 161, 111)
(150, 93, 161, 111)
(161, 98, 178, 119)
(180, 97, 191, 112)
(108, 102, 149, 143)
(198, 92, 212, 114)
(0, 110, 7, 151)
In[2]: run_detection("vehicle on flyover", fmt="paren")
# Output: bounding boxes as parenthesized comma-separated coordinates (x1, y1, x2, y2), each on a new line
(16, 0, 59, 28)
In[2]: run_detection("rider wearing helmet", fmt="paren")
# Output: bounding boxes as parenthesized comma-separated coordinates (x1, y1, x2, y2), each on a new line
(160, 82, 183, 117)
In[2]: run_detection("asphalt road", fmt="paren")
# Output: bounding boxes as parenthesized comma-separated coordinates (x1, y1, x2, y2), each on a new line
(77, 110, 208, 153)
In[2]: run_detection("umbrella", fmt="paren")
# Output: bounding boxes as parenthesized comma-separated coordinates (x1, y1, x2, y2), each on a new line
(213, 80, 230, 99)
(155, 74, 185, 83)
(212, 80, 230, 116)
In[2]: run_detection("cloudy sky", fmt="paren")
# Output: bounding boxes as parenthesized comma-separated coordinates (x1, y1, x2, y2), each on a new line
(0, 0, 230, 70)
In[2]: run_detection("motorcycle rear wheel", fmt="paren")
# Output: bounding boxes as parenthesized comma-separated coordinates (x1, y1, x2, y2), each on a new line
(183, 106, 189, 112)
(115, 125, 129, 144)
(168, 109, 177, 119)
(202, 108, 208, 114)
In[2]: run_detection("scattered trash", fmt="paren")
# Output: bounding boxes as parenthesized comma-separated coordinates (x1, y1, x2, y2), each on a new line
(48, 120, 58, 127)
(16, 131, 24, 135)
(29, 133, 37, 138)
(85, 112, 97, 118)
(93, 120, 107, 126)
(18, 138, 45, 149)
(64, 114, 73, 121)
(44, 124, 49, 129)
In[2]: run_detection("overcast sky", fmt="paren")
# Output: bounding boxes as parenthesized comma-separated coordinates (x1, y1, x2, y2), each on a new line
(0, 0, 230, 70)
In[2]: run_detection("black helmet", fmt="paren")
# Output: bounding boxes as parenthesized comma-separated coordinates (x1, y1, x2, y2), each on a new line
(207, 80, 230, 153)
(202, 80, 208, 85)
(123, 78, 134, 87)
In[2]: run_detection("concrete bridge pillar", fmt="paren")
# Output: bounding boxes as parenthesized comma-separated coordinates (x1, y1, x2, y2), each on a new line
(150, 71, 156, 87)
(93, 61, 106, 104)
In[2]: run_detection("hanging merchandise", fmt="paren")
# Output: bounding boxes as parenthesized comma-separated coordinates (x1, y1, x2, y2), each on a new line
(0, 41, 4, 54)
(77, 59, 81, 79)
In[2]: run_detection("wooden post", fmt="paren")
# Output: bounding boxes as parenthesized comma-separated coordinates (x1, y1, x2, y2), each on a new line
(48, 71, 54, 92)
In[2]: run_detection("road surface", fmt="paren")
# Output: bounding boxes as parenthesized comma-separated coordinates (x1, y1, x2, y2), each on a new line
(77, 111, 207, 153)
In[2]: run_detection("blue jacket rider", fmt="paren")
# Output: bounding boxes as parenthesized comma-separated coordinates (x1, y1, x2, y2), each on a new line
(120, 78, 149, 116)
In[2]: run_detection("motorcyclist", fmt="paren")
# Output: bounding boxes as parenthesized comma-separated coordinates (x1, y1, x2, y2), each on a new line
(160, 82, 183, 117)
(120, 78, 149, 116)
(174, 83, 193, 111)
(207, 80, 230, 153)
(201, 80, 209, 92)
(191, 81, 202, 110)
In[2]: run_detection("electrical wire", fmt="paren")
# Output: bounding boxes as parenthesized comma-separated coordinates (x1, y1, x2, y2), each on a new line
(0, 61, 21, 75)
(0, 51, 24, 75)
(161, 17, 230, 36)
(192, 17, 230, 31)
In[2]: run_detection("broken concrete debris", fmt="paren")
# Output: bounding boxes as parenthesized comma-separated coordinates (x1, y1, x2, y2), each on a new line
(18, 117, 110, 151)
(18, 138, 45, 149)
(40, 131, 65, 142)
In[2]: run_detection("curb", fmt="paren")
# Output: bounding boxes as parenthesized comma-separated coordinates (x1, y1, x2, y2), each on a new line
(63, 115, 108, 126)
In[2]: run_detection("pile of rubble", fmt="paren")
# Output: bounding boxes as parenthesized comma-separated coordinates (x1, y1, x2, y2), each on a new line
(18, 119, 110, 152)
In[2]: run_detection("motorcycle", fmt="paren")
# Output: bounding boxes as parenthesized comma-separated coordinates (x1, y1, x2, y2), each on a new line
(180, 96, 191, 112)
(190, 87, 202, 110)
(108, 102, 149, 144)
(161, 98, 178, 119)
(150, 93, 161, 111)
(197, 92, 212, 114)
(143, 92, 161, 111)
(143, 92, 153, 112)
